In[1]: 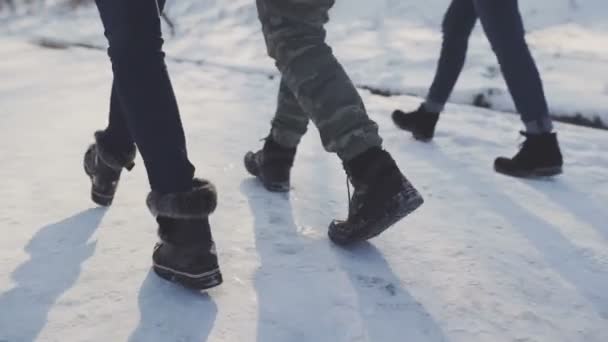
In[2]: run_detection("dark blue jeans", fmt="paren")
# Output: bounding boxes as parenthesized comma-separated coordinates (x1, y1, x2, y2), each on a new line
(426, 0, 552, 132)
(95, 0, 195, 194)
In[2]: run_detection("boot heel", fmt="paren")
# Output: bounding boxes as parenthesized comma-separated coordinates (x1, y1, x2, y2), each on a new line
(360, 179, 424, 241)
(263, 180, 290, 192)
(153, 265, 223, 290)
(533, 166, 563, 177)
(91, 190, 114, 207)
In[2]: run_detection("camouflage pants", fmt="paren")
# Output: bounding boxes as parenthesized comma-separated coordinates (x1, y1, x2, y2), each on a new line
(256, 0, 382, 161)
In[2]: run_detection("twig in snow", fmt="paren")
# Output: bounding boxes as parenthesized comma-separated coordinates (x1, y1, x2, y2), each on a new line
(162, 12, 176, 37)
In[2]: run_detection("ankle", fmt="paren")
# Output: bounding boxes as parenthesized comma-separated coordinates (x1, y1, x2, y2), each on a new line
(346, 147, 395, 181)
(422, 100, 443, 114)
(94, 131, 136, 170)
(524, 118, 554, 135)
(268, 130, 299, 150)
(265, 136, 296, 153)
(157, 216, 213, 248)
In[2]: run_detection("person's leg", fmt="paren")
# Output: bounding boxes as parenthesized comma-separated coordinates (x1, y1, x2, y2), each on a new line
(473, 0, 562, 177)
(99, 0, 166, 158)
(242, 78, 308, 192)
(473, 0, 553, 133)
(95, 0, 193, 194)
(256, 0, 381, 162)
(89, 0, 222, 289)
(270, 78, 310, 148)
(252, 0, 423, 244)
(99, 0, 171, 158)
(392, 0, 477, 141)
(425, 0, 478, 112)
(245, 0, 380, 191)
(96, 83, 136, 155)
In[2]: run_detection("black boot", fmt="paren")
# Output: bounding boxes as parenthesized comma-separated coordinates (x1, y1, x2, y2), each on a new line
(494, 132, 563, 178)
(84, 131, 136, 206)
(392, 105, 440, 141)
(147, 179, 223, 290)
(328, 147, 424, 245)
(244, 137, 296, 192)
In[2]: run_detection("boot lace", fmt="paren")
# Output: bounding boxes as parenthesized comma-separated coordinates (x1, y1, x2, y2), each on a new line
(518, 131, 533, 149)
(346, 176, 352, 216)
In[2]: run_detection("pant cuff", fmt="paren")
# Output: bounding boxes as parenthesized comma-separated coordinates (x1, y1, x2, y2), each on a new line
(525, 117, 554, 134)
(97, 129, 136, 158)
(271, 127, 304, 149)
(423, 99, 445, 113)
(333, 125, 383, 162)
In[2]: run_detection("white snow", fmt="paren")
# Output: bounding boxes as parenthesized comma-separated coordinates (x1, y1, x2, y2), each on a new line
(2, 0, 606, 124)
(1, 1, 608, 341)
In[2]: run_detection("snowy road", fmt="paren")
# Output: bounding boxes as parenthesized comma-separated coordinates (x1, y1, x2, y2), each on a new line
(1, 37, 607, 342)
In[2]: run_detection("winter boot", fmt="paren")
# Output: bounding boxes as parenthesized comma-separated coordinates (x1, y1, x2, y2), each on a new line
(84, 131, 136, 206)
(494, 132, 563, 178)
(328, 147, 424, 245)
(244, 137, 296, 192)
(147, 178, 223, 290)
(392, 105, 440, 141)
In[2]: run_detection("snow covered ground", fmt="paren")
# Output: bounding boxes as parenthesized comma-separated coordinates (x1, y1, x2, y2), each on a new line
(1, 30, 608, 341)
(1, 1, 608, 341)
(1, 0, 607, 126)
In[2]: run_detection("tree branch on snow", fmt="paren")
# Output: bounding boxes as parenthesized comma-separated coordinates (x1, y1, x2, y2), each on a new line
(0, 0, 17, 13)
(162, 12, 176, 37)
(569, 0, 579, 10)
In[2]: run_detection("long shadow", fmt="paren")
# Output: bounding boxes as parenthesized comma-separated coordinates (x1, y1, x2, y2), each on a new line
(0, 208, 106, 342)
(128, 270, 217, 342)
(417, 144, 608, 320)
(239, 154, 447, 341)
(241, 178, 340, 342)
(308, 154, 448, 342)
(520, 179, 608, 242)
(331, 242, 448, 341)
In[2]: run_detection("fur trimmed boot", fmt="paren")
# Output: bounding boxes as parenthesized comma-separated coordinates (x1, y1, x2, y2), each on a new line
(244, 136, 296, 192)
(147, 178, 222, 290)
(84, 131, 136, 206)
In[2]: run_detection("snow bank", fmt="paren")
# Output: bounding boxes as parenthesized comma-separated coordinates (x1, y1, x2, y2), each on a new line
(2, 0, 606, 126)
(1, 36, 607, 341)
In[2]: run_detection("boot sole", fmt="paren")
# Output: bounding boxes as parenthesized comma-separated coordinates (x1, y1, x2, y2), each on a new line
(91, 190, 114, 207)
(260, 181, 290, 193)
(392, 116, 434, 142)
(153, 264, 223, 291)
(494, 165, 563, 178)
(329, 179, 424, 245)
(85, 166, 115, 207)
(412, 132, 434, 142)
(244, 152, 290, 193)
(394, 124, 433, 142)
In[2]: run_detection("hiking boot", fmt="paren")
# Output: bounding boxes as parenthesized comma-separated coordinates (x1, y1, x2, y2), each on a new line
(392, 105, 440, 141)
(494, 132, 563, 178)
(244, 137, 296, 192)
(329, 147, 424, 245)
(83, 131, 135, 206)
(147, 178, 222, 290)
